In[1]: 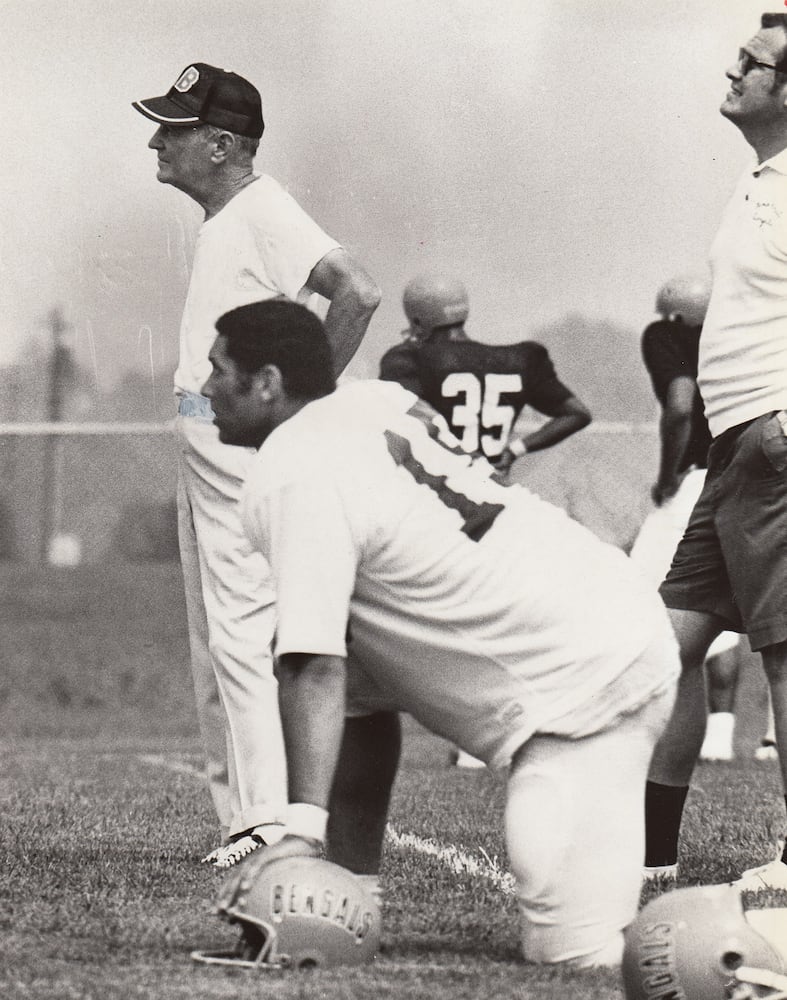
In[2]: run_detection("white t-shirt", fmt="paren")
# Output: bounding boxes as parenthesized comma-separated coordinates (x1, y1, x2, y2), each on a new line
(241, 381, 677, 769)
(699, 148, 787, 437)
(175, 173, 340, 395)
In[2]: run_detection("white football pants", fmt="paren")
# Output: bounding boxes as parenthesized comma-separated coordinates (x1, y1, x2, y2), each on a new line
(506, 641, 677, 966)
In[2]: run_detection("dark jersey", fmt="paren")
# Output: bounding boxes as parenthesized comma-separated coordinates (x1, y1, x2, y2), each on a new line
(640, 319, 711, 473)
(379, 338, 573, 459)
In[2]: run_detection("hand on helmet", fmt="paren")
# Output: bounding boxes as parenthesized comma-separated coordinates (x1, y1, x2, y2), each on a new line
(258, 833, 323, 865)
(215, 834, 323, 913)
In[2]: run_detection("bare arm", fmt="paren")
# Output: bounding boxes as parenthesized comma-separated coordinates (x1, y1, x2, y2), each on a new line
(652, 376, 695, 506)
(496, 395, 592, 474)
(520, 394, 592, 452)
(305, 247, 381, 376)
(277, 652, 348, 807)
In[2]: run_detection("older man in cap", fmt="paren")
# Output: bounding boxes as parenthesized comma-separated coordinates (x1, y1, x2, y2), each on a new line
(133, 63, 380, 868)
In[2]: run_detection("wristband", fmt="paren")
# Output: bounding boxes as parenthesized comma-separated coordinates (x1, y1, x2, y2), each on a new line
(286, 802, 328, 842)
(508, 438, 528, 459)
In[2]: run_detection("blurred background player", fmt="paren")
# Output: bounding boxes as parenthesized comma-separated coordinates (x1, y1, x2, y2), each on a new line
(630, 273, 743, 763)
(380, 273, 592, 767)
(380, 274, 592, 476)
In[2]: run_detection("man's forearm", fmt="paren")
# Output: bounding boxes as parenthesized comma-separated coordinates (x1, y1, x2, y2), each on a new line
(522, 412, 589, 452)
(277, 652, 347, 808)
(517, 397, 592, 453)
(323, 281, 380, 374)
(305, 248, 381, 375)
(655, 408, 692, 495)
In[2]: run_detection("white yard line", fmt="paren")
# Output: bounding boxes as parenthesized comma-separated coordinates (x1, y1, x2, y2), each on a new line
(137, 751, 516, 896)
(384, 826, 515, 896)
(137, 752, 206, 777)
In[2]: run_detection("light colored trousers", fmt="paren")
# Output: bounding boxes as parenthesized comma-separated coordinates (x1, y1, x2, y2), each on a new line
(176, 404, 287, 840)
(507, 630, 678, 966)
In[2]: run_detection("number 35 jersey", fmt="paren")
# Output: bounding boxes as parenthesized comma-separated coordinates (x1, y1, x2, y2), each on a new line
(379, 338, 573, 458)
(241, 380, 677, 769)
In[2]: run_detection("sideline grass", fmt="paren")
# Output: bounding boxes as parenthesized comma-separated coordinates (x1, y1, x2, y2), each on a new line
(0, 563, 783, 999)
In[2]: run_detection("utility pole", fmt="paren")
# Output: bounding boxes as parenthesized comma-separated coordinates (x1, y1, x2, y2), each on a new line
(40, 308, 74, 564)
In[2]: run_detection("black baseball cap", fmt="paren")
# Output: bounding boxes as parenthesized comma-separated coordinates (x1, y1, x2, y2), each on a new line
(132, 63, 264, 139)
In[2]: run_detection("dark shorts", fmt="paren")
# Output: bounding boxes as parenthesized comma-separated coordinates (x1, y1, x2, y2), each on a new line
(660, 411, 787, 651)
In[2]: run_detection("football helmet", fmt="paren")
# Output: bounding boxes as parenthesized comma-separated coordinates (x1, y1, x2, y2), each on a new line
(623, 885, 787, 1000)
(655, 273, 712, 327)
(402, 274, 469, 341)
(192, 855, 381, 971)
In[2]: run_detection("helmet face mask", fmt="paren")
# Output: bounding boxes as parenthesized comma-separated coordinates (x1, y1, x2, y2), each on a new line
(623, 886, 787, 1000)
(402, 274, 470, 344)
(192, 856, 381, 971)
(655, 273, 712, 328)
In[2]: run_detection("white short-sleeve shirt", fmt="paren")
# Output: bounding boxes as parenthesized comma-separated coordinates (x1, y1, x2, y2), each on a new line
(242, 381, 677, 768)
(699, 148, 787, 437)
(176, 174, 340, 395)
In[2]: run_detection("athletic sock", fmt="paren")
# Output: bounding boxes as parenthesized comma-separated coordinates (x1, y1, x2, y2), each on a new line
(704, 711, 735, 747)
(645, 781, 689, 867)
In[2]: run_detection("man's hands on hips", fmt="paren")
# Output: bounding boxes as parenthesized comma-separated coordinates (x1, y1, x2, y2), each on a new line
(493, 447, 516, 476)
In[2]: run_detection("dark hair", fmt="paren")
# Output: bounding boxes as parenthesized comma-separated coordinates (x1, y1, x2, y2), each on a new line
(215, 299, 337, 400)
(761, 13, 787, 73)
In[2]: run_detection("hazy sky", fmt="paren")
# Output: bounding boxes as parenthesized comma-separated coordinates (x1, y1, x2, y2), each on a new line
(0, 0, 776, 394)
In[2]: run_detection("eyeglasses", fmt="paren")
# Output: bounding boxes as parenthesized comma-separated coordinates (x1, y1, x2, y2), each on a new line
(738, 48, 779, 75)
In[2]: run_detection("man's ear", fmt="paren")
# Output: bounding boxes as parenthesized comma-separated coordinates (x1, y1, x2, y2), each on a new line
(210, 130, 236, 164)
(255, 364, 284, 402)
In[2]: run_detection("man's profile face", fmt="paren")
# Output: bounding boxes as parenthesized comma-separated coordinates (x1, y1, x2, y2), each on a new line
(147, 123, 214, 194)
(721, 27, 787, 126)
(202, 334, 270, 447)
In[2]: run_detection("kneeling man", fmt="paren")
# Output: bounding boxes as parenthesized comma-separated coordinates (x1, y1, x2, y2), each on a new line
(202, 299, 680, 968)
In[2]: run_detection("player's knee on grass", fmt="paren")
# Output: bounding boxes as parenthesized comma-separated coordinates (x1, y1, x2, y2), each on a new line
(506, 691, 670, 968)
(510, 803, 628, 965)
(520, 920, 624, 968)
(506, 757, 630, 967)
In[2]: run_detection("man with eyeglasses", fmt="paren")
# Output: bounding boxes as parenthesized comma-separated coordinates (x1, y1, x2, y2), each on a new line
(644, 13, 787, 892)
(132, 64, 380, 869)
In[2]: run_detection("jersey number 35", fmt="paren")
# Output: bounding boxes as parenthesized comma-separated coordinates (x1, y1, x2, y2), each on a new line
(441, 372, 523, 458)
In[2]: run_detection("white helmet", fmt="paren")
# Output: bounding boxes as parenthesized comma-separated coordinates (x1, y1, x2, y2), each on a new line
(192, 855, 381, 971)
(402, 273, 469, 341)
(623, 886, 787, 1000)
(655, 273, 712, 327)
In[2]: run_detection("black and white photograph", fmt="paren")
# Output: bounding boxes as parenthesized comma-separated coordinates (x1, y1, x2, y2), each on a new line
(2, 2, 787, 997)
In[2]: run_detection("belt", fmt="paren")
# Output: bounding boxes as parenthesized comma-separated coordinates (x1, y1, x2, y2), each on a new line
(177, 392, 215, 420)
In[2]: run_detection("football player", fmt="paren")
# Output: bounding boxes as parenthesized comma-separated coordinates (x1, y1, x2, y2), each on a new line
(630, 274, 744, 764)
(379, 274, 592, 476)
(381, 273, 593, 768)
(201, 298, 681, 968)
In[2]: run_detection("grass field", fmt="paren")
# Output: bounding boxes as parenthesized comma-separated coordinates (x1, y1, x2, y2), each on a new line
(0, 562, 784, 1000)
